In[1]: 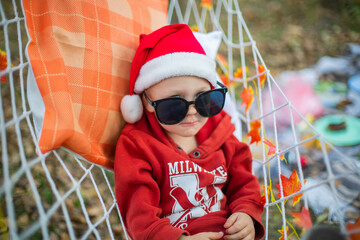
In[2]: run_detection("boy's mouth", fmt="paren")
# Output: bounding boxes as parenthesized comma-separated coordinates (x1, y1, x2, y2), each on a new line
(180, 120, 199, 126)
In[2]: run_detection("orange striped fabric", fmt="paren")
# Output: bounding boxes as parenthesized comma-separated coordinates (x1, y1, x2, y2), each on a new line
(23, 0, 168, 169)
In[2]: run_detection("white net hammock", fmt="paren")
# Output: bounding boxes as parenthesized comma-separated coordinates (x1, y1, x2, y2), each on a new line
(1, 0, 359, 239)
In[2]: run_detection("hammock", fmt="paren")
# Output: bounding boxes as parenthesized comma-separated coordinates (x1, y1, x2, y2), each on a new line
(1, 0, 359, 239)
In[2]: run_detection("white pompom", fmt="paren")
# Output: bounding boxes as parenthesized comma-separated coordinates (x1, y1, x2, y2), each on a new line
(120, 94, 143, 123)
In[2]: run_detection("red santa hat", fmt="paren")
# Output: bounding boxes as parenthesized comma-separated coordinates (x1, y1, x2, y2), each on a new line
(121, 24, 218, 123)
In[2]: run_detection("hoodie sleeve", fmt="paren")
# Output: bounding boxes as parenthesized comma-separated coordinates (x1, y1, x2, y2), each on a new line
(223, 139, 265, 240)
(114, 133, 188, 240)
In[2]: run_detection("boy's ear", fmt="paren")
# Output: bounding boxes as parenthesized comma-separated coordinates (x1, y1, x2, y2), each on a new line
(142, 94, 155, 113)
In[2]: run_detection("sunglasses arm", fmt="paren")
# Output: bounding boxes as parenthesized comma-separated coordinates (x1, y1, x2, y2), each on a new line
(216, 81, 228, 93)
(143, 92, 157, 107)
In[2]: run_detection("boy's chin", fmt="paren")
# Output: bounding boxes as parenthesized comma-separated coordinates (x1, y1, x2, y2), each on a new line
(161, 119, 207, 137)
(162, 125, 201, 139)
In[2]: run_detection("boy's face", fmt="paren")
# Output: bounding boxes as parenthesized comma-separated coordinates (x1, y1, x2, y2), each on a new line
(143, 76, 211, 138)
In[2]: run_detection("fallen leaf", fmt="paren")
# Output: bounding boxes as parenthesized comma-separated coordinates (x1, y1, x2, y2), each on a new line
(247, 120, 261, 145)
(289, 206, 313, 230)
(276, 170, 306, 206)
(240, 86, 254, 113)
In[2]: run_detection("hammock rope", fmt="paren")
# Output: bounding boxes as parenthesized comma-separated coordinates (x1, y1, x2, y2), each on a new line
(1, 0, 359, 239)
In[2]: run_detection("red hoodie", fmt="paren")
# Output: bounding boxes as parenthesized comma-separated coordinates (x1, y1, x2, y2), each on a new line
(114, 111, 265, 240)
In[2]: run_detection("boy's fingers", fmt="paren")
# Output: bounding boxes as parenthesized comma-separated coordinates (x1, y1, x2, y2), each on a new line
(224, 214, 238, 228)
(208, 231, 224, 239)
(224, 225, 254, 240)
(226, 232, 254, 240)
(226, 221, 246, 235)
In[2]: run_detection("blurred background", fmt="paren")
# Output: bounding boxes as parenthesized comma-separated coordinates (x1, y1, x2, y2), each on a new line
(234, 1, 360, 238)
(238, 0, 360, 75)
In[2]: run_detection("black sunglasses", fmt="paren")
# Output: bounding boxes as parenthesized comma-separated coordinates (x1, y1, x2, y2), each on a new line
(144, 81, 228, 125)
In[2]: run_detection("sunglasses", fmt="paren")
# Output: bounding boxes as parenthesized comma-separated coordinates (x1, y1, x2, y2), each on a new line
(144, 81, 228, 125)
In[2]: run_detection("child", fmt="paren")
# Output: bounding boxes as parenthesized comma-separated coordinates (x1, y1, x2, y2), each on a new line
(114, 24, 265, 240)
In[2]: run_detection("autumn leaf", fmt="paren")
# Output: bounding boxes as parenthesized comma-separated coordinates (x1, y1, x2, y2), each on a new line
(258, 64, 266, 87)
(240, 86, 254, 113)
(234, 66, 247, 79)
(263, 139, 276, 155)
(250, 120, 261, 129)
(201, 0, 213, 9)
(220, 74, 230, 87)
(278, 226, 289, 240)
(216, 53, 228, 69)
(347, 217, 360, 240)
(247, 120, 261, 145)
(276, 170, 306, 206)
(0, 49, 10, 83)
(263, 139, 285, 161)
(260, 185, 271, 206)
(289, 206, 313, 230)
(190, 25, 199, 32)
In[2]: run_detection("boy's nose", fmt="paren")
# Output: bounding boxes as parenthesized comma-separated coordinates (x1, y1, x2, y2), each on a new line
(187, 104, 198, 115)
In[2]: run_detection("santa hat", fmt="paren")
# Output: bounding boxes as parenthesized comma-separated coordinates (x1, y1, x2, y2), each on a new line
(121, 24, 218, 123)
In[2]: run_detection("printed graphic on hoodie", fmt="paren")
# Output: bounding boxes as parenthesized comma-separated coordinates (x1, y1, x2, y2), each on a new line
(166, 160, 228, 229)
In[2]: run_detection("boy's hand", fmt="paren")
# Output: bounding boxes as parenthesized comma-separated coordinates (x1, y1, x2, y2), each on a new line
(178, 231, 224, 240)
(223, 212, 255, 240)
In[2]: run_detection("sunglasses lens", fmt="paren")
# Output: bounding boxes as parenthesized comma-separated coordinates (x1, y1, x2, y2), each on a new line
(196, 90, 225, 117)
(155, 98, 187, 125)
(152, 88, 226, 125)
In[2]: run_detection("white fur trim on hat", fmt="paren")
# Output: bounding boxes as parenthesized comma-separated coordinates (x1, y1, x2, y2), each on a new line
(134, 52, 217, 94)
(121, 94, 143, 123)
